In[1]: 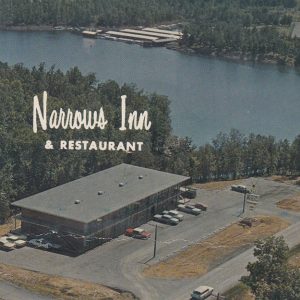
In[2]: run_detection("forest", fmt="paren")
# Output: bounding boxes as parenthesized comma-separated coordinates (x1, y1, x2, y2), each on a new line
(0, 62, 300, 222)
(0, 0, 298, 27)
(0, 0, 299, 65)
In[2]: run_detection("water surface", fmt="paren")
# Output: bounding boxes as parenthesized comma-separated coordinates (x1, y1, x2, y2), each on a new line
(0, 31, 299, 145)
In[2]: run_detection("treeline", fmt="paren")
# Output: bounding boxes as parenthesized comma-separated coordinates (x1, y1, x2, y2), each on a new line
(191, 129, 300, 182)
(178, 0, 300, 66)
(0, 0, 180, 27)
(0, 0, 297, 27)
(0, 63, 300, 223)
(182, 24, 300, 66)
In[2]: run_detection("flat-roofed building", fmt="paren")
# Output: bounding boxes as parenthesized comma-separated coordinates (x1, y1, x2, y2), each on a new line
(12, 164, 190, 254)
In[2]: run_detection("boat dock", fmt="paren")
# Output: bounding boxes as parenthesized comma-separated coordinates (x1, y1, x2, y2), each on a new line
(81, 26, 182, 47)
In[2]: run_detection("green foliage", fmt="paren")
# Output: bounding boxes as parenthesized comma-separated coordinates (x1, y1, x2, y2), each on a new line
(0, 62, 173, 206)
(192, 129, 299, 182)
(0, 0, 297, 27)
(241, 236, 300, 299)
(295, 52, 300, 67)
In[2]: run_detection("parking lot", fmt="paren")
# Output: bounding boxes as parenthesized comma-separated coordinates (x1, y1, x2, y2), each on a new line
(0, 177, 300, 300)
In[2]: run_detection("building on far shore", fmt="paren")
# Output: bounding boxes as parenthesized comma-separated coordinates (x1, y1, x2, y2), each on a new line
(12, 164, 190, 254)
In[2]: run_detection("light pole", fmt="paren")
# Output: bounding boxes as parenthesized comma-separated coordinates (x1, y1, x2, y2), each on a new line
(242, 191, 247, 214)
(153, 224, 158, 258)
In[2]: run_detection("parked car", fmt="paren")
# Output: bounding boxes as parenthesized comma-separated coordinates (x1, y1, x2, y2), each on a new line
(28, 238, 60, 250)
(14, 240, 27, 248)
(178, 204, 201, 215)
(0, 242, 15, 251)
(162, 210, 184, 221)
(6, 235, 19, 242)
(125, 227, 151, 239)
(194, 203, 208, 211)
(191, 286, 214, 299)
(231, 184, 250, 193)
(153, 214, 179, 225)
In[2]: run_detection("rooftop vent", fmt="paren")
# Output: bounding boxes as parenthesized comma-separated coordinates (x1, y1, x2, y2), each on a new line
(98, 191, 104, 195)
(74, 200, 81, 204)
(119, 182, 124, 187)
(138, 175, 143, 179)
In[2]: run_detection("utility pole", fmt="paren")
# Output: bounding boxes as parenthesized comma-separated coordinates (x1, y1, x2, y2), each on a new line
(242, 191, 247, 214)
(153, 224, 158, 258)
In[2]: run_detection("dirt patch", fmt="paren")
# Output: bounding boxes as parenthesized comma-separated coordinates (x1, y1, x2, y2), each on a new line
(192, 179, 242, 191)
(289, 254, 300, 268)
(0, 263, 137, 300)
(269, 175, 300, 185)
(143, 216, 290, 279)
(277, 195, 300, 212)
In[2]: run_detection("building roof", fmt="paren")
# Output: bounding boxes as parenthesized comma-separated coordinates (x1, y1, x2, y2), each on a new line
(82, 31, 97, 35)
(12, 164, 189, 223)
(106, 31, 158, 41)
(142, 27, 183, 36)
(121, 29, 180, 39)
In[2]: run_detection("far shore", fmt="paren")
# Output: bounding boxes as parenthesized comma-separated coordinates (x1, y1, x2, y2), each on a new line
(0, 25, 54, 31)
(1, 24, 298, 69)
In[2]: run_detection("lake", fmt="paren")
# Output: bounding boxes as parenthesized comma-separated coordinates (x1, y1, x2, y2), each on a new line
(0, 30, 299, 145)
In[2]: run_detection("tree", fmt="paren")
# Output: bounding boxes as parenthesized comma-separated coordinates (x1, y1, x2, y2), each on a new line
(290, 135, 300, 174)
(241, 236, 300, 300)
(0, 165, 14, 224)
(0, 192, 10, 224)
(295, 52, 300, 68)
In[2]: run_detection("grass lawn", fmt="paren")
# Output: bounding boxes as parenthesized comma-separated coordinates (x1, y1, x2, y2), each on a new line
(143, 215, 290, 279)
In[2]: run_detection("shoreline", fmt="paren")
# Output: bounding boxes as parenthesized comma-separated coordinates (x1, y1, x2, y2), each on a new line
(0, 25, 298, 69)
(0, 25, 54, 31)
(167, 43, 296, 69)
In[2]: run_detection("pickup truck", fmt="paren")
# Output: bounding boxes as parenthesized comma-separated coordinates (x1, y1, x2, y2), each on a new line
(177, 204, 201, 215)
(125, 227, 151, 239)
(153, 214, 179, 225)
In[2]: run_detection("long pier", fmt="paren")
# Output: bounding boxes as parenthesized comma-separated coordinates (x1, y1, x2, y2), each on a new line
(81, 26, 182, 47)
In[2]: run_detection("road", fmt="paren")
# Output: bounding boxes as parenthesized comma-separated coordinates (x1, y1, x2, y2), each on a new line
(0, 177, 299, 300)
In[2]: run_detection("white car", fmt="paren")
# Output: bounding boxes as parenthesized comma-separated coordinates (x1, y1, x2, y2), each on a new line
(178, 204, 201, 215)
(153, 214, 179, 225)
(162, 210, 184, 221)
(28, 238, 60, 250)
(191, 286, 214, 299)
